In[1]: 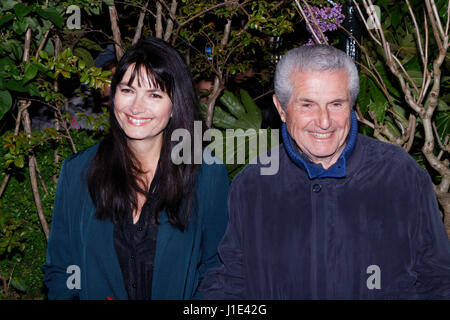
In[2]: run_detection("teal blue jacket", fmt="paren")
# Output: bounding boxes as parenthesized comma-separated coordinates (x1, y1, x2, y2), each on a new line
(42, 143, 229, 300)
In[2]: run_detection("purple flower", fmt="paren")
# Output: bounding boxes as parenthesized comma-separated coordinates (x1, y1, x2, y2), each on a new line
(303, 3, 345, 44)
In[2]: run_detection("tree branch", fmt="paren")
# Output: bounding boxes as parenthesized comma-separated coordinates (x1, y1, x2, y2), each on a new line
(164, 0, 178, 42)
(156, 2, 163, 39)
(108, 2, 124, 60)
(132, 1, 149, 45)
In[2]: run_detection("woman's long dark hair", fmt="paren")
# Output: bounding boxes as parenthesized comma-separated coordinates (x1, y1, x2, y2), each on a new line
(88, 37, 201, 231)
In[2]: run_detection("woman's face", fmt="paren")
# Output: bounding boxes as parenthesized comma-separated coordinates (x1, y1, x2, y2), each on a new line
(114, 65, 173, 146)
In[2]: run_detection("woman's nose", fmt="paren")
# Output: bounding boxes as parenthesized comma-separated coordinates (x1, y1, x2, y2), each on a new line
(130, 95, 146, 115)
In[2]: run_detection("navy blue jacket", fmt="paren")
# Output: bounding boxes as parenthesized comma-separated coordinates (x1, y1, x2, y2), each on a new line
(42, 143, 229, 300)
(200, 134, 450, 299)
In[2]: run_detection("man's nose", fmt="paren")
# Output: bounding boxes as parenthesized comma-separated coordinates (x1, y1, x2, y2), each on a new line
(317, 107, 331, 129)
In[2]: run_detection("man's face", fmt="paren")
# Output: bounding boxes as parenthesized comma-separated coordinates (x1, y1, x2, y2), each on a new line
(274, 70, 351, 169)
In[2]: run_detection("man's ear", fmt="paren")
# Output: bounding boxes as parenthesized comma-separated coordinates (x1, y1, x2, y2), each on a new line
(273, 94, 287, 122)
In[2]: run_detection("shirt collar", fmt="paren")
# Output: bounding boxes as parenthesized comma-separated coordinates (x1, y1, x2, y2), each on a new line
(281, 109, 358, 179)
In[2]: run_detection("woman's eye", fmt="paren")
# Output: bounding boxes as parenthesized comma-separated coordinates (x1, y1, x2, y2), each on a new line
(150, 93, 163, 99)
(120, 88, 133, 93)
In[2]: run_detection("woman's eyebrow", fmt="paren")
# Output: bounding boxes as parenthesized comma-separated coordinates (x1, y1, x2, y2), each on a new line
(117, 82, 162, 92)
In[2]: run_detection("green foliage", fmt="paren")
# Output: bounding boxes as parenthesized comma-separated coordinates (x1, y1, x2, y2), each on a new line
(358, 0, 449, 157)
(0, 129, 103, 299)
(178, 0, 297, 81)
(200, 89, 278, 178)
(200, 89, 262, 130)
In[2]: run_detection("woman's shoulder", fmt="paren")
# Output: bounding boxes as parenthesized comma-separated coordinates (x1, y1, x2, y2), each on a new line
(196, 160, 229, 186)
(60, 142, 100, 178)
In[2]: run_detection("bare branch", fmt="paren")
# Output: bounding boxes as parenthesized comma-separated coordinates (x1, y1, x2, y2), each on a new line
(425, 0, 444, 51)
(353, 0, 382, 46)
(33, 157, 48, 196)
(132, 1, 149, 45)
(433, 121, 445, 151)
(446, 0, 450, 35)
(108, 2, 124, 60)
(23, 29, 31, 62)
(437, 135, 449, 160)
(221, 19, 232, 45)
(164, 0, 178, 42)
(430, 0, 445, 39)
(156, 2, 163, 39)
(205, 76, 223, 128)
(406, 0, 425, 66)
(403, 114, 416, 152)
(21, 102, 50, 240)
(355, 103, 375, 129)
(35, 26, 53, 59)
(294, 0, 322, 44)
(179, 1, 235, 27)
(392, 54, 420, 95)
(301, 0, 329, 44)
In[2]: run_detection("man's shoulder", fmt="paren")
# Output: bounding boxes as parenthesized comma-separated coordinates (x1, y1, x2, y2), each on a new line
(357, 134, 426, 174)
(230, 144, 287, 189)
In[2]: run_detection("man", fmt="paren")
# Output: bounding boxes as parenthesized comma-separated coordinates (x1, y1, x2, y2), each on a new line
(200, 45, 450, 299)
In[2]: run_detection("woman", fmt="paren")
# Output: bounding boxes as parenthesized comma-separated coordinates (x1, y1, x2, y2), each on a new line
(42, 37, 229, 300)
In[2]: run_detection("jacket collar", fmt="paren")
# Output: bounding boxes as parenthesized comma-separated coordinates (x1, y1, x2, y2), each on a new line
(281, 109, 358, 179)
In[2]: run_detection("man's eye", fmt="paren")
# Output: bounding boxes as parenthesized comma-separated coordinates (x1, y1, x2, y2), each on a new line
(302, 104, 312, 108)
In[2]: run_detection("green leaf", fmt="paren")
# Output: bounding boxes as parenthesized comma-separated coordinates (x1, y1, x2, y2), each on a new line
(103, 0, 114, 6)
(0, 13, 14, 27)
(26, 83, 40, 97)
(357, 74, 371, 116)
(39, 50, 49, 60)
(12, 19, 28, 34)
(0, 90, 12, 120)
(25, 16, 40, 30)
(36, 7, 64, 29)
(73, 47, 94, 68)
(368, 82, 388, 123)
(240, 89, 262, 129)
(390, 6, 405, 29)
(43, 38, 54, 56)
(23, 62, 38, 84)
(220, 90, 246, 119)
(10, 276, 27, 292)
(1, 0, 18, 11)
(435, 111, 449, 143)
(385, 117, 401, 138)
(375, 62, 401, 98)
(2, 39, 23, 60)
(77, 38, 103, 52)
(0, 57, 15, 72)
(13, 156, 24, 168)
(13, 3, 33, 21)
(392, 104, 409, 130)
(6, 79, 27, 92)
(438, 99, 450, 111)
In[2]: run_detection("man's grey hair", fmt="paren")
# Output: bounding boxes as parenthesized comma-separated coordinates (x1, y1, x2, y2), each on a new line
(274, 45, 360, 109)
